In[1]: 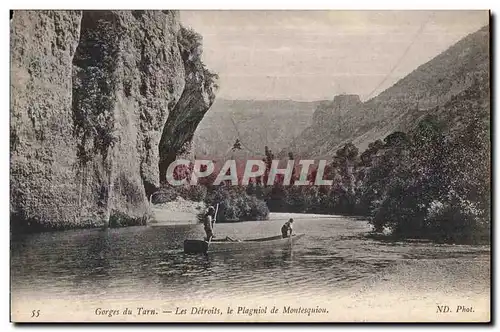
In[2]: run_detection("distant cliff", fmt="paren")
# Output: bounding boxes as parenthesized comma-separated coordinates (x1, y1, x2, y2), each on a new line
(286, 25, 489, 158)
(312, 94, 362, 126)
(10, 10, 217, 232)
(193, 99, 324, 160)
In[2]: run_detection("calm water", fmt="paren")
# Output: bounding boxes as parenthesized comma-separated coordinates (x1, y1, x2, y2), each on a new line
(11, 216, 490, 301)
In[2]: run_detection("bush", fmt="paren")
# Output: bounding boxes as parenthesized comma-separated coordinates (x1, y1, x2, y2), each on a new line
(151, 186, 180, 204)
(109, 209, 147, 228)
(366, 110, 490, 244)
(153, 184, 269, 223)
(423, 198, 490, 244)
(200, 185, 269, 222)
(185, 185, 207, 202)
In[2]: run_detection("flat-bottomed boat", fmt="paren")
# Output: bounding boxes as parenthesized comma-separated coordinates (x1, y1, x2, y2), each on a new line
(184, 234, 304, 254)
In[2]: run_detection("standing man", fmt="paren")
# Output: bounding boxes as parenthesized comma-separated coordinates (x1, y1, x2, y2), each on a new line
(281, 218, 294, 238)
(204, 206, 216, 241)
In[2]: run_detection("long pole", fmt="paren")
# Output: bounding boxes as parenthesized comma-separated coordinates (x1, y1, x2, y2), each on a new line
(205, 203, 219, 254)
(213, 203, 219, 229)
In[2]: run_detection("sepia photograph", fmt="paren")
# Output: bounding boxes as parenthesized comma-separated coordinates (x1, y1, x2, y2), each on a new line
(9, 9, 491, 322)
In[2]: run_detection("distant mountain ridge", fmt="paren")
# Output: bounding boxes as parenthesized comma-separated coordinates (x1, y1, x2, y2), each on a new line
(284, 25, 489, 158)
(193, 98, 326, 159)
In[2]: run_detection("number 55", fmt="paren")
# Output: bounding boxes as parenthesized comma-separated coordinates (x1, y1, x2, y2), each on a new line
(31, 310, 40, 318)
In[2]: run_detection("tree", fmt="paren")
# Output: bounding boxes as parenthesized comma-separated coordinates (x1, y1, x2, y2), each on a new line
(232, 138, 242, 151)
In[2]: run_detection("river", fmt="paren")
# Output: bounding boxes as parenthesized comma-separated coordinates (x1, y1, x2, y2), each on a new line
(10, 215, 490, 321)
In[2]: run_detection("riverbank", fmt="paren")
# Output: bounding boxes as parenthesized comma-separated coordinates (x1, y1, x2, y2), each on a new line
(269, 212, 343, 221)
(11, 208, 340, 233)
(149, 197, 206, 226)
(148, 211, 343, 226)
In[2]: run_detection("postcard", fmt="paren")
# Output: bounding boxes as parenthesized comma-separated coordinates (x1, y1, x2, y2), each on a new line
(10, 10, 490, 322)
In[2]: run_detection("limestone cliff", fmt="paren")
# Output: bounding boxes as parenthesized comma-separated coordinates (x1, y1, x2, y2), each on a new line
(10, 10, 217, 232)
(311, 94, 362, 127)
(158, 26, 217, 183)
(286, 94, 363, 158)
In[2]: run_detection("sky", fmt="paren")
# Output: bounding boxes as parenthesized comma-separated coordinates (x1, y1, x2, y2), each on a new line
(180, 10, 489, 101)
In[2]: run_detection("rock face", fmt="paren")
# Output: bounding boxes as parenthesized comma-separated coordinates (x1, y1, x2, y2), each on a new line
(287, 94, 363, 157)
(11, 11, 84, 231)
(312, 94, 362, 126)
(158, 26, 217, 183)
(192, 99, 324, 161)
(10, 10, 217, 232)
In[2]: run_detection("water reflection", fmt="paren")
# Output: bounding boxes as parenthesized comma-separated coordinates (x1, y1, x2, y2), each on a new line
(281, 247, 293, 262)
(11, 217, 490, 301)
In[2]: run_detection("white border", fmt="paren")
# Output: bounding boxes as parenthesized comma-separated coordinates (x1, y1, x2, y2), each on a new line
(1, 1, 497, 331)
(1, 0, 498, 10)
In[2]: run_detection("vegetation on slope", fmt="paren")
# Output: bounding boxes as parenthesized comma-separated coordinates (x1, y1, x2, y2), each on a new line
(287, 25, 489, 157)
(161, 77, 489, 244)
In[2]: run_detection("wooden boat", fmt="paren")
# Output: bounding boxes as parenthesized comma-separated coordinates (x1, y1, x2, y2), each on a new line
(183, 234, 304, 254)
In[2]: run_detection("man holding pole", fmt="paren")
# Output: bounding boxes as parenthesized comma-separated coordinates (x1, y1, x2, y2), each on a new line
(204, 205, 217, 241)
(281, 218, 294, 238)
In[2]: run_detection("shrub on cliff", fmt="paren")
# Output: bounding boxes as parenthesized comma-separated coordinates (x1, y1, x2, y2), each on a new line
(178, 26, 203, 61)
(178, 25, 219, 91)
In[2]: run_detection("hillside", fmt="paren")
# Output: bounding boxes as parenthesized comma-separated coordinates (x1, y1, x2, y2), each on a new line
(193, 99, 324, 159)
(285, 25, 489, 158)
